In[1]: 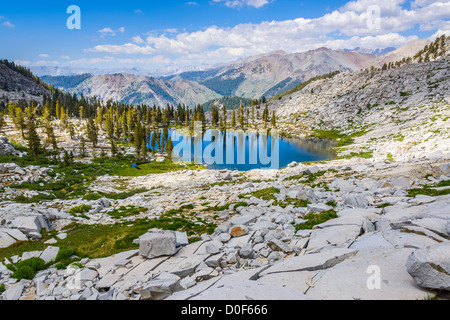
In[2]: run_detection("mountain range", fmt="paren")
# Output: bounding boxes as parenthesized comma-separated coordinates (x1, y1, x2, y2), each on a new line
(6, 40, 432, 108)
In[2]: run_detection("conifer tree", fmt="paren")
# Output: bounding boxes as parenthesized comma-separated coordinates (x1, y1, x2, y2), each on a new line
(50, 129, 58, 155)
(110, 139, 117, 156)
(14, 108, 26, 138)
(141, 140, 148, 161)
(79, 136, 87, 158)
(271, 111, 276, 127)
(222, 105, 227, 129)
(79, 106, 85, 121)
(26, 116, 40, 162)
(231, 108, 236, 127)
(239, 106, 244, 128)
(86, 117, 98, 148)
(166, 138, 174, 160)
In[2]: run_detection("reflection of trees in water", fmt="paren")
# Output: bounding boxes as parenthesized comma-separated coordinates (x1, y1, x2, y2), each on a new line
(170, 128, 335, 162)
(283, 137, 336, 157)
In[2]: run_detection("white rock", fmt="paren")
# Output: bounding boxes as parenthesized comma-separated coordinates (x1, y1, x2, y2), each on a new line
(406, 243, 450, 291)
(0, 231, 16, 248)
(139, 232, 177, 259)
(2, 282, 24, 300)
(39, 246, 60, 264)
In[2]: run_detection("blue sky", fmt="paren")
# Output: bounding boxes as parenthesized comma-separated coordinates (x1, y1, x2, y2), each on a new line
(0, 0, 449, 72)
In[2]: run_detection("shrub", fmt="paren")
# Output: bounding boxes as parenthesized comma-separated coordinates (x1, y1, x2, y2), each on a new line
(83, 193, 102, 201)
(295, 210, 338, 231)
(68, 204, 92, 214)
(8, 257, 47, 280)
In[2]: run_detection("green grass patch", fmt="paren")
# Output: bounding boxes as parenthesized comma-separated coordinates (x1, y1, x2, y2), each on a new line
(98, 188, 148, 200)
(407, 187, 450, 198)
(83, 193, 103, 201)
(376, 203, 392, 209)
(239, 187, 280, 201)
(336, 151, 374, 160)
(68, 204, 92, 215)
(275, 198, 310, 208)
(295, 210, 338, 231)
(107, 206, 148, 219)
(437, 180, 450, 187)
(311, 128, 370, 147)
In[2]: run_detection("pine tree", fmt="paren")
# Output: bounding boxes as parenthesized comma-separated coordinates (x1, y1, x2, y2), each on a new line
(251, 105, 255, 128)
(68, 123, 75, 140)
(63, 150, 72, 166)
(60, 107, 67, 128)
(166, 138, 174, 160)
(141, 140, 148, 161)
(110, 139, 117, 156)
(151, 131, 157, 153)
(271, 111, 276, 127)
(79, 106, 85, 121)
(231, 108, 236, 127)
(239, 106, 244, 128)
(50, 129, 58, 155)
(79, 136, 87, 158)
(263, 104, 269, 123)
(222, 105, 227, 127)
(26, 116, 40, 162)
(105, 111, 114, 140)
(14, 108, 26, 138)
(86, 117, 98, 148)
(56, 101, 61, 119)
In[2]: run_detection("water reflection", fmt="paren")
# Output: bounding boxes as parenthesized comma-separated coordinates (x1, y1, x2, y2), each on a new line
(149, 128, 333, 171)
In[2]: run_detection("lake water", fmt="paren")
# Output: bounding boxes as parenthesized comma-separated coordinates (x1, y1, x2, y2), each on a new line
(149, 129, 333, 171)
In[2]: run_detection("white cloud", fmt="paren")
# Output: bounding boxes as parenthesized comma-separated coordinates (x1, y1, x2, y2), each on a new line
(132, 36, 145, 44)
(36, 60, 60, 66)
(186, 2, 199, 5)
(212, 0, 270, 9)
(2, 21, 15, 28)
(69, 56, 116, 65)
(14, 60, 30, 66)
(98, 27, 125, 38)
(68, 55, 171, 66)
(86, 43, 156, 55)
(85, 0, 450, 66)
(61, 55, 70, 60)
(38, 54, 50, 58)
(134, 9, 143, 14)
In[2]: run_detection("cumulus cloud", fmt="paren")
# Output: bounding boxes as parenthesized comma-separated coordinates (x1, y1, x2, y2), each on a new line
(212, 0, 270, 9)
(99, 27, 126, 38)
(2, 21, 15, 28)
(84, 0, 450, 66)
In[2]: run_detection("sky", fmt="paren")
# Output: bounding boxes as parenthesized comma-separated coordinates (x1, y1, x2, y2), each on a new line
(0, 0, 449, 72)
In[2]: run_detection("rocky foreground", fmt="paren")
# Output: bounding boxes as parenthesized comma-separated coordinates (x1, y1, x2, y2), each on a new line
(0, 151, 449, 300)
